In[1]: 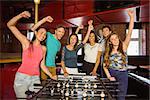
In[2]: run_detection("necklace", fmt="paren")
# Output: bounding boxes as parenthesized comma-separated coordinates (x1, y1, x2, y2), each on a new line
(90, 44, 96, 50)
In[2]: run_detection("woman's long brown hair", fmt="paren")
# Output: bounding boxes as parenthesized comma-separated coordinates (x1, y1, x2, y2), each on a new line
(28, 27, 46, 57)
(103, 33, 127, 68)
(67, 33, 79, 49)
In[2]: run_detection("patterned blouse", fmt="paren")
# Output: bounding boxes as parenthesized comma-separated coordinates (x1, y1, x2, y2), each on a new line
(109, 52, 128, 71)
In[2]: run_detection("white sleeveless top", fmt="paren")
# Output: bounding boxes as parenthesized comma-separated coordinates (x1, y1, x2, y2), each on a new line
(84, 43, 102, 63)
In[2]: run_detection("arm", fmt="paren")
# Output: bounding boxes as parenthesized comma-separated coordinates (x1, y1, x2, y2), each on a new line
(7, 11, 30, 49)
(75, 25, 84, 34)
(91, 51, 102, 76)
(123, 10, 135, 51)
(31, 16, 53, 31)
(61, 47, 69, 77)
(61, 60, 69, 76)
(82, 20, 94, 44)
(40, 46, 57, 80)
(103, 66, 116, 81)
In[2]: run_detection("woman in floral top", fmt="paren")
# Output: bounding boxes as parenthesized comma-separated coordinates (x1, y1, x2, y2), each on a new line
(103, 10, 134, 100)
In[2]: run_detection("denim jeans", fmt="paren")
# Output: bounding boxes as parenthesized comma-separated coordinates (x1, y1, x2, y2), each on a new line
(14, 72, 41, 99)
(109, 69, 128, 100)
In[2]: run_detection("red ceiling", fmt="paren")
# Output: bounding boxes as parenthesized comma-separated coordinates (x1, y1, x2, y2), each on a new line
(37, 0, 149, 28)
(63, 0, 94, 19)
(1, 0, 149, 29)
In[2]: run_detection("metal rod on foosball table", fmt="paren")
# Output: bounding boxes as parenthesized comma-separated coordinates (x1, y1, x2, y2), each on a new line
(97, 76, 113, 100)
(30, 82, 49, 99)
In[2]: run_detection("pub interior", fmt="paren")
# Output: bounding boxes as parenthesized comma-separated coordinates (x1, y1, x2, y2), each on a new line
(0, 0, 149, 100)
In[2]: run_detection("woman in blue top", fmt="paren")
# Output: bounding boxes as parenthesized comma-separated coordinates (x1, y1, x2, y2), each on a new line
(103, 10, 134, 100)
(61, 20, 94, 75)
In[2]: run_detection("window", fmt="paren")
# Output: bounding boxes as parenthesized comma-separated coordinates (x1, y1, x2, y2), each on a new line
(27, 30, 34, 41)
(126, 29, 146, 56)
(77, 34, 82, 55)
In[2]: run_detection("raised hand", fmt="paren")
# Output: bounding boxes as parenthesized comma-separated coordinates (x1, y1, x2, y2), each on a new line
(78, 25, 84, 29)
(82, 21, 93, 44)
(88, 25, 94, 31)
(128, 9, 134, 17)
(44, 16, 53, 23)
(88, 20, 93, 25)
(19, 11, 31, 18)
(75, 25, 84, 34)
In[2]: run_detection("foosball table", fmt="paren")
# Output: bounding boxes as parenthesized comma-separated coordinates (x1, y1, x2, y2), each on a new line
(30, 74, 119, 100)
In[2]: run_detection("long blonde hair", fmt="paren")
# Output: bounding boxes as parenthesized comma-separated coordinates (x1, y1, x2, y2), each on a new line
(104, 33, 127, 68)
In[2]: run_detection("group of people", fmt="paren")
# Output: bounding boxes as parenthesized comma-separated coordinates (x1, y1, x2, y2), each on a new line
(7, 9, 134, 100)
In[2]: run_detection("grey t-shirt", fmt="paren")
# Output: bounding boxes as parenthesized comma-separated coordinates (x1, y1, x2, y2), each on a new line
(61, 43, 84, 68)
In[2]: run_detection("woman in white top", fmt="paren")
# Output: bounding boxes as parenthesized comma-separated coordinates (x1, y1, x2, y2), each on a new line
(82, 30, 102, 75)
